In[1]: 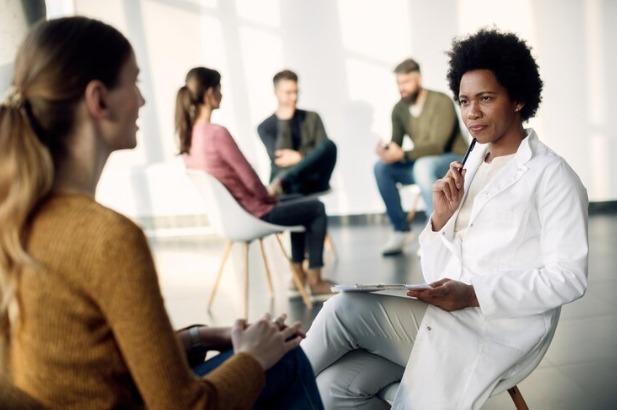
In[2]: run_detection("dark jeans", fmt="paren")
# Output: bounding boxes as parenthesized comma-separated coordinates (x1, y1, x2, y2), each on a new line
(192, 348, 324, 410)
(261, 199, 326, 268)
(273, 139, 337, 195)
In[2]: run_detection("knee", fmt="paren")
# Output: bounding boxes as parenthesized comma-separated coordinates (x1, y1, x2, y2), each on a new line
(320, 293, 361, 320)
(309, 200, 326, 219)
(373, 160, 386, 179)
(412, 157, 441, 187)
(285, 346, 314, 374)
(323, 138, 337, 154)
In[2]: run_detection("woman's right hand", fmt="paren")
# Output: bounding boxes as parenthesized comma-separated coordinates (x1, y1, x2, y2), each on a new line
(230, 313, 302, 371)
(431, 162, 466, 231)
(266, 177, 283, 197)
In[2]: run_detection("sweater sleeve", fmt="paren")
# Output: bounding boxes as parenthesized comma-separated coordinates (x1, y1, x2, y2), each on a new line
(92, 219, 265, 409)
(300, 112, 328, 155)
(390, 102, 406, 147)
(257, 115, 277, 162)
(214, 126, 275, 203)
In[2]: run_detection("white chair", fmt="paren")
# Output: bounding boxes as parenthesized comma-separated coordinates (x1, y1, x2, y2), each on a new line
(186, 169, 313, 318)
(398, 183, 423, 223)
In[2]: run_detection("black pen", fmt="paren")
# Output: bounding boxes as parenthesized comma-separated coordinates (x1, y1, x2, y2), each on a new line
(457, 138, 477, 173)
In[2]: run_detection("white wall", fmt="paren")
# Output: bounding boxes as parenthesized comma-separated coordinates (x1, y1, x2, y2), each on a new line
(4, 0, 617, 218)
(0, 0, 31, 91)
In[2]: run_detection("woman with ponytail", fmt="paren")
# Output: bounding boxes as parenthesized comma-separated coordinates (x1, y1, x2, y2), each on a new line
(177, 67, 335, 298)
(0, 17, 322, 410)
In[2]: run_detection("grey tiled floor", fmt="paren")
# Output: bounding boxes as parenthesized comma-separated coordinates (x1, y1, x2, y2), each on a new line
(149, 212, 617, 410)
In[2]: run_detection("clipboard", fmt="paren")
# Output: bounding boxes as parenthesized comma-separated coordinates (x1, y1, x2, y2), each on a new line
(331, 283, 431, 293)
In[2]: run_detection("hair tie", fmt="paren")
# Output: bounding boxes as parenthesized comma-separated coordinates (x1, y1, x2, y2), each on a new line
(2, 86, 25, 109)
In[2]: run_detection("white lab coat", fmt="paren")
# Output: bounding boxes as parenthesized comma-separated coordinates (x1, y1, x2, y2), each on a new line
(393, 129, 588, 409)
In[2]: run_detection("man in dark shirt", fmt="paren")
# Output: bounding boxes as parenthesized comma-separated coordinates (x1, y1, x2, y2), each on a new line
(257, 70, 337, 196)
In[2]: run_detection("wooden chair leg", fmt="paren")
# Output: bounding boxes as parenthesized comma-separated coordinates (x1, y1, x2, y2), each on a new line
(507, 386, 529, 410)
(273, 234, 313, 309)
(243, 242, 250, 320)
(324, 232, 337, 259)
(259, 239, 274, 296)
(208, 240, 233, 310)
(406, 193, 421, 223)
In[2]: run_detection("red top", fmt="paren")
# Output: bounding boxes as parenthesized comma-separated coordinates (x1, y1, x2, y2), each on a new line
(183, 122, 276, 217)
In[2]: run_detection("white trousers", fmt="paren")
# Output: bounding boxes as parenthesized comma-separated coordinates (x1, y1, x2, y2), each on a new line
(301, 293, 427, 410)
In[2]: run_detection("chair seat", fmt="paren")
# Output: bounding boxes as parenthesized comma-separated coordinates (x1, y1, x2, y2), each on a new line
(186, 170, 304, 242)
(185, 169, 313, 318)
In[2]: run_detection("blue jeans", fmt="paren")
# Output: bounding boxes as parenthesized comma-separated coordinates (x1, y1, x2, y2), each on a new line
(193, 348, 324, 410)
(374, 153, 461, 231)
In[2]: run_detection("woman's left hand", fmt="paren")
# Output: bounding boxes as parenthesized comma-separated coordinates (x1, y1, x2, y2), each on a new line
(407, 278, 479, 311)
(271, 313, 306, 339)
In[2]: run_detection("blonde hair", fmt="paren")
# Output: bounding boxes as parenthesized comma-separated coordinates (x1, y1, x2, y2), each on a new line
(0, 17, 132, 333)
(0, 101, 53, 332)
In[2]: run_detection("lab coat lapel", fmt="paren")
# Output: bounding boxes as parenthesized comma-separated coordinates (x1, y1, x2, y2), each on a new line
(438, 144, 488, 262)
(467, 135, 534, 224)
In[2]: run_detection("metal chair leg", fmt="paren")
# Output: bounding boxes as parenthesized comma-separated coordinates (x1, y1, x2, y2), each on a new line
(507, 385, 529, 410)
(208, 240, 233, 310)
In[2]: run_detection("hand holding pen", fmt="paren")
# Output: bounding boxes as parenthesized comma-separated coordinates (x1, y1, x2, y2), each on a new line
(457, 138, 477, 173)
(430, 138, 476, 231)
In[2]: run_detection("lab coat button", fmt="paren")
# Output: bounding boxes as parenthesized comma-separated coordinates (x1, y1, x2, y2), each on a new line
(426, 326, 432, 332)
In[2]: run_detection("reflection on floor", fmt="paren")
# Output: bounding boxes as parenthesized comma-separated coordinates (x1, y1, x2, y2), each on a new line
(148, 212, 617, 410)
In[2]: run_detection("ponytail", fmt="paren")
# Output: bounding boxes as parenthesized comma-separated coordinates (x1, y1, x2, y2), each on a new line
(175, 85, 194, 155)
(0, 101, 54, 333)
(175, 67, 222, 155)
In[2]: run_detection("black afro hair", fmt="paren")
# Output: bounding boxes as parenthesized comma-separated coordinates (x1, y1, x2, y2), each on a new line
(446, 28, 543, 122)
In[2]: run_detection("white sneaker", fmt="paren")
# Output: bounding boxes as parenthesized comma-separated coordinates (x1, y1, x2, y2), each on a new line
(381, 231, 411, 256)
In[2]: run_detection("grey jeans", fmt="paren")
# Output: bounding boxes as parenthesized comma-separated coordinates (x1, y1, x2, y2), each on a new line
(301, 293, 427, 409)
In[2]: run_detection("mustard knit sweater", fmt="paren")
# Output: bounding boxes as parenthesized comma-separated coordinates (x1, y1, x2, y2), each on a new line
(8, 194, 264, 409)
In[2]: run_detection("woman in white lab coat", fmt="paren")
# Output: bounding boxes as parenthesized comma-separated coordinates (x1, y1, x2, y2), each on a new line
(301, 28, 588, 410)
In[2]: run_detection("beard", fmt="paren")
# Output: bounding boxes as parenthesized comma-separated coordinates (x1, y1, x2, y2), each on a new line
(401, 88, 421, 105)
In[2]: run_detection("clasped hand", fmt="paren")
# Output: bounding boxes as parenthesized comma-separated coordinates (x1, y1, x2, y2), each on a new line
(375, 141, 405, 164)
(231, 313, 304, 371)
(274, 149, 302, 167)
(406, 278, 479, 311)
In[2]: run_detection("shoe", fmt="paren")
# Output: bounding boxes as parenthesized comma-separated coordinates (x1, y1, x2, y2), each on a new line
(309, 279, 337, 302)
(381, 231, 411, 256)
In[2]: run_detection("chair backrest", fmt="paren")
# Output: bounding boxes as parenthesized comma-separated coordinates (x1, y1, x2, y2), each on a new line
(186, 169, 303, 242)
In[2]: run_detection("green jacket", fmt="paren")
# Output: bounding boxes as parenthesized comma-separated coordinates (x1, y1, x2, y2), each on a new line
(391, 89, 468, 161)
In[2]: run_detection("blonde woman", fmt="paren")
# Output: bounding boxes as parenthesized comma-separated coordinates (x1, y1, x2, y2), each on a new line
(0, 17, 322, 410)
